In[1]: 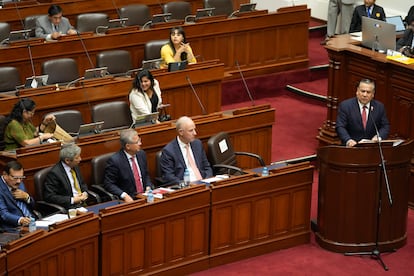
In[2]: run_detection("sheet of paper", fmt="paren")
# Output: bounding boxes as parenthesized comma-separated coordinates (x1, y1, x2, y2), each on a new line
(218, 139, 228, 153)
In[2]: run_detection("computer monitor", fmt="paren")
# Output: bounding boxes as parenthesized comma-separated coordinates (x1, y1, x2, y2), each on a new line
(239, 3, 257, 13)
(133, 112, 159, 127)
(361, 17, 396, 52)
(24, 75, 49, 89)
(75, 121, 104, 137)
(386, 16, 406, 33)
(142, 58, 163, 70)
(84, 67, 108, 79)
(152, 13, 172, 24)
(168, 60, 187, 72)
(9, 29, 31, 41)
(196, 8, 215, 18)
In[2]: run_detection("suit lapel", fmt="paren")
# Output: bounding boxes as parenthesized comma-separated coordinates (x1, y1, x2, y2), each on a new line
(174, 139, 186, 168)
(0, 178, 24, 216)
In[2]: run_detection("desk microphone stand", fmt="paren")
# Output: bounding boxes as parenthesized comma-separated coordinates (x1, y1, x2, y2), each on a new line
(345, 123, 393, 271)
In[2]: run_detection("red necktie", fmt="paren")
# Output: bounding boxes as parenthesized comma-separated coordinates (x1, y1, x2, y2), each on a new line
(185, 144, 202, 180)
(362, 106, 367, 129)
(130, 157, 143, 193)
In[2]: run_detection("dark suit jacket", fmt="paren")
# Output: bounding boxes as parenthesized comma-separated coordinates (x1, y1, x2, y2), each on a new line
(336, 98, 390, 145)
(103, 150, 153, 198)
(0, 177, 34, 229)
(160, 138, 213, 185)
(396, 29, 414, 51)
(349, 4, 386, 33)
(43, 162, 88, 209)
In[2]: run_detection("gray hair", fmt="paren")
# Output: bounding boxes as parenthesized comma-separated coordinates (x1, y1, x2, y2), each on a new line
(59, 143, 81, 161)
(176, 116, 193, 131)
(358, 79, 375, 92)
(120, 129, 138, 148)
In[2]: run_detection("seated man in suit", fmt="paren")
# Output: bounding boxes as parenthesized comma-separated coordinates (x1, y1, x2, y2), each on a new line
(35, 4, 77, 41)
(160, 116, 213, 185)
(349, 0, 386, 33)
(0, 161, 35, 230)
(397, 17, 414, 55)
(103, 129, 153, 203)
(43, 143, 89, 209)
(336, 79, 390, 147)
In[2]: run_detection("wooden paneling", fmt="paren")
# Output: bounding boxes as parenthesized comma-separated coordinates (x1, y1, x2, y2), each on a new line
(209, 163, 313, 266)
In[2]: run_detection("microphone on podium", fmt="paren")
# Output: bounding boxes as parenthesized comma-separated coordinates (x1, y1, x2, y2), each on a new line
(235, 60, 255, 106)
(186, 75, 207, 115)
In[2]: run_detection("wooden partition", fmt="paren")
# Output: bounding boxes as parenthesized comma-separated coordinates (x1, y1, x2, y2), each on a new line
(0, 60, 224, 124)
(317, 34, 414, 208)
(0, 6, 310, 81)
(3, 213, 100, 275)
(209, 163, 314, 266)
(100, 186, 210, 275)
(0, 105, 275, 196)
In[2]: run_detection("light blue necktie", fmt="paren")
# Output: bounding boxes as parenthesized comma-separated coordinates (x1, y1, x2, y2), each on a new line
(16, 198, 31, 217)
(366, 7, 371, 18)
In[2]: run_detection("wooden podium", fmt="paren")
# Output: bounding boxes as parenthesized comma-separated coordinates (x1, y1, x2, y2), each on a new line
(315, 140, 414, 253)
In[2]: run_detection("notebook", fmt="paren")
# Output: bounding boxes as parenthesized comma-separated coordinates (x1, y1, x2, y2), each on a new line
(386, 16, 406, 36)
(361, 17, 396, 52)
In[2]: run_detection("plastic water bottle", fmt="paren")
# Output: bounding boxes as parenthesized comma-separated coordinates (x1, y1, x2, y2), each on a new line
(183, 168, 190, 187)
(262, 166, 269, 177)
(28, 217, 36, 232)
(147, 189, 154, 203)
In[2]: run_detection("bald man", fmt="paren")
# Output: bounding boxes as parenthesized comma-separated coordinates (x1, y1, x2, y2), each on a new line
(160, 116, 212, 185)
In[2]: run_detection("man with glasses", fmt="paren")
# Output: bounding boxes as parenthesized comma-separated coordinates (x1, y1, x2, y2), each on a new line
(35, 4, 77, 40)
(336, 79, 390, 147)
(0, 161, 35, 230)
(103, 129, 153, 202)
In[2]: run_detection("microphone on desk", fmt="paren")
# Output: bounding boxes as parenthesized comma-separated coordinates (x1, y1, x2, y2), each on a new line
(26, 44, 40, 88)
(186, 75, 207, 115)
(235, 60, 255, 106)
(75, 31, 95, 70)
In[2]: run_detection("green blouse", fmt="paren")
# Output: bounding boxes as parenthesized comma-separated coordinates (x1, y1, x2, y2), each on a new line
(4, 119, 36, 150)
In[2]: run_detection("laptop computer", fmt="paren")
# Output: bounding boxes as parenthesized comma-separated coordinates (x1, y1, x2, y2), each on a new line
(84, 67, 108, 79)
(133, 112, 159, 127)
(239, 3, 257, 13)
(168, 60, 187, 72)
(386, 16, 406, 36)
(72, 121, 104, 137)
(24, 75, 49, 89)
(362, 17, 396, 52)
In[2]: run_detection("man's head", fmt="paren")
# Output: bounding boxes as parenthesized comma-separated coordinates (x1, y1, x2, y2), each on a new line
(2, 161, 25, 190)
(176, 116, 197, 144)
(60, 143, 82, 168)
(120, 129, 142, 155)
(364, 0, 375, 7)
(356, 79, 375, 105)
(48, 5, 63, 26)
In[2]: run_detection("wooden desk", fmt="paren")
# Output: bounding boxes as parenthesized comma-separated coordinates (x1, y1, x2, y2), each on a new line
(100, 185, 210, 275)
(3, 213, 100, 275)
(0, 6, 310, 81)
(209, 162, 314, 266)
(0, 104, 275, 197)
(0, 60, 224, 124)
(317, 34, 414, 208)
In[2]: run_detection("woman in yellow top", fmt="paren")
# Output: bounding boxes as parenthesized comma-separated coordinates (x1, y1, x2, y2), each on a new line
(160, 26, 197, 68)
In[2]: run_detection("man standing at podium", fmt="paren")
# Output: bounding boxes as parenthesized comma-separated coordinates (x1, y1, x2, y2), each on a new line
(336, 79, 389, 147)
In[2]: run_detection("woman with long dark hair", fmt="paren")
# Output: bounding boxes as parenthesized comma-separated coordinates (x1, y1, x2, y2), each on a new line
(129, 69, 163, 121)
(160, 26, 197, 68)
(3, 98, 54, 150)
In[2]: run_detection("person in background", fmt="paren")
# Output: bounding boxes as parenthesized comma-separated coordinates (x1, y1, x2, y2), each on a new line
(0, 161, 35, 229)
(160, 116, 212, 185)
(404, 5, 414, 25)
(322, 0, 356, 44)
(129, 69, 162, 121)
(35, 4, 77, 40)
(103, 129, 153, 202)
(3, 98, 54, 150)
(43, 143, 89, 209)
(397, 17, 414, 55)
(160, 26, 197, 68)
(336, 79, 389, 147)
(349, 0, 386, 33)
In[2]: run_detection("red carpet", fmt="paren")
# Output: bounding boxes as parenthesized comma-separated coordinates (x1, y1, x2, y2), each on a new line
(288, 78, 328, 97)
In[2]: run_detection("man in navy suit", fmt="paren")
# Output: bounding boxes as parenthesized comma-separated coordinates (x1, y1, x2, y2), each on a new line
(336, 79, 390, 147)
(44, 143, 89, 209)
(349, 0, 386, 33)
(160, 116, 213, 185)
(103, 129, 153, 203)
(0, 161, 35, 229)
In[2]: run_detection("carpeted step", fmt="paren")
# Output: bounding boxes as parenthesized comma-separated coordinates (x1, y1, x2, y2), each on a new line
(286, 78, 328, 102)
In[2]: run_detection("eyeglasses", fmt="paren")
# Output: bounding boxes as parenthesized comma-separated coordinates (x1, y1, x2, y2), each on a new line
(10, 175, 26, 180)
